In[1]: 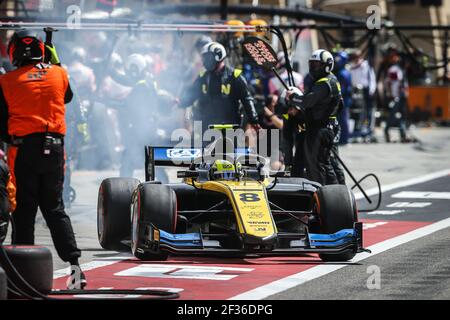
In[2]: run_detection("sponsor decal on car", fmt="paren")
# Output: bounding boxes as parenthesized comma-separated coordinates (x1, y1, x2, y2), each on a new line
(167, 148, 202, 160)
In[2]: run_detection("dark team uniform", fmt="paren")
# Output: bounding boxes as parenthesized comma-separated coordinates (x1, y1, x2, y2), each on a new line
(288, 73, 344, 185)
(181, 66, 259, 132)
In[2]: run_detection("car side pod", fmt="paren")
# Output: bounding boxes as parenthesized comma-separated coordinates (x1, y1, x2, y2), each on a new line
(306, 222, 371, 254)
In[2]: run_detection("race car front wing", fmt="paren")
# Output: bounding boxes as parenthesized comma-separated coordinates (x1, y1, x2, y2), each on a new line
(140, 222, 371, 257)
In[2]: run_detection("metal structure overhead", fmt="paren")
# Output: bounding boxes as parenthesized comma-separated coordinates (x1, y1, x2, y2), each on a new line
(0, 21, 262, 32)
(0, 3, 367, 25)
(146, 3, 367, 25)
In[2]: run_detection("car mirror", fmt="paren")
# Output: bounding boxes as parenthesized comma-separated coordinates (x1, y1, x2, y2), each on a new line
(269, 171, 291, 178)
(177, 171, 199, 179)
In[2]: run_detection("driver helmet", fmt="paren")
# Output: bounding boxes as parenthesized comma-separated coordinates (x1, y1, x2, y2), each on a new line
(210, 160, 240, 181)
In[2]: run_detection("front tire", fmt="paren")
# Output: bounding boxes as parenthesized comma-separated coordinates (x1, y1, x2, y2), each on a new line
(312, 185, 358, 262)
(131, 183, 177, 261)
(97, 178, 140, 251)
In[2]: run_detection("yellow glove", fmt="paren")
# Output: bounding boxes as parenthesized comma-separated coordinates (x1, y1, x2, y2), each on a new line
(45, 45, 61, 65)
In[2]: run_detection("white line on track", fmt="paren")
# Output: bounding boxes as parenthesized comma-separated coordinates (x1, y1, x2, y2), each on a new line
(230, 217, 450, 300)
(229, 169, 450, 300)
(353, 168, 450, 200)
(53, 256, 131, 279)
(391, 191, 450, 200)
(387, 202, 432, 208)
(366, 210, 405, 215)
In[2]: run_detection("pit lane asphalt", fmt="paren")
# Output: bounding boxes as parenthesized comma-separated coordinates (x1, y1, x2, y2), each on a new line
(268, 227, 450, 300)
(8, 125, 450, 299)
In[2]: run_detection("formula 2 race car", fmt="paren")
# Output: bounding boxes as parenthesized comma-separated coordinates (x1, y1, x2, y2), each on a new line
(97, 126, 368, 262)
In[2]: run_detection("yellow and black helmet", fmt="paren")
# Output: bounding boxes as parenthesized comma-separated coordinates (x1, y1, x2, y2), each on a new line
(210, 160, 241, 181)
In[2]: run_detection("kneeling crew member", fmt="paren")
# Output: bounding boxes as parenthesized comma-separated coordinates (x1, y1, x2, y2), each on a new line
(0, 30, 86, 289)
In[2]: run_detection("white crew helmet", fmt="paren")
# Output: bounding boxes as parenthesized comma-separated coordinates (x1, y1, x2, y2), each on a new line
(200, 42, 227, 62)
(200, 42, 227, 71)
(309, 49, 334, 74)
(125, 53, 148, 79)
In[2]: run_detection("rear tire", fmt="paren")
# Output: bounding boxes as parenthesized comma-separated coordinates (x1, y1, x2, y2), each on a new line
(312, 185, 358, 262)
(1, 246, 53, 298)
(131, 183, 177, 261)
(97, 178, 140, 251)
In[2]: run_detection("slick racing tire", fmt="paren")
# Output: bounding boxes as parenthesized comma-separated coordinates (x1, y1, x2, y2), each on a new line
(131, 183, 177, 261)
(1, 246, 53, 298)
(98, 178, 140, 251)
(312, 185, 358, 262)
(0, 265, 6, 300)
